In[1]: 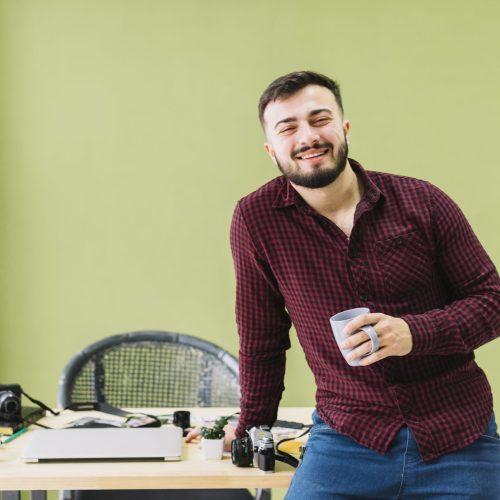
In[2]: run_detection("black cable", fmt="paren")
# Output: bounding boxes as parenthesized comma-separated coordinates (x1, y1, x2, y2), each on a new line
(21, 389, 59, 416)
(275, 453, 299, 467)
(275, 425, 312, 468)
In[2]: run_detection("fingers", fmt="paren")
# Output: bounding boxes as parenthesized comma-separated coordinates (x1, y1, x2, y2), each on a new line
(342, 314, 383, 362)
(223, 424, 236, 439)
(223, 436, 233, 452)
(341, 329, 378, 351)
(223, 424, 236, 451)
(358, 347, 389, 366)
(344, 313, 384, 336)
(345, 339, 374, 363)
(184, 426, 201, 442)
(342, 315, 413, 364)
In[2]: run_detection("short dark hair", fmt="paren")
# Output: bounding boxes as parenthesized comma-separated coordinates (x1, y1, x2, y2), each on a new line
(258, 71, 344, 126)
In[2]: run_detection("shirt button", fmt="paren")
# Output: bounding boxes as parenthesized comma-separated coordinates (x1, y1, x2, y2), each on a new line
(396, 237, 405, 245)
(360, 294, 369, 302)
(401, 405, 411, 416)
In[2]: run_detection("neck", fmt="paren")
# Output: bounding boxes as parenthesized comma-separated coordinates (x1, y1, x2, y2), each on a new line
(291, 160, 364, 216)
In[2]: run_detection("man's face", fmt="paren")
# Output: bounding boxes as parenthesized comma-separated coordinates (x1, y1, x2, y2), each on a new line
(263, 85, 350, 189)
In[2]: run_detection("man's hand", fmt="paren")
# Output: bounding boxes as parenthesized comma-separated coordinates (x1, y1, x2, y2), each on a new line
(341, 313, 413, 366)
(185, 423, 236, 452)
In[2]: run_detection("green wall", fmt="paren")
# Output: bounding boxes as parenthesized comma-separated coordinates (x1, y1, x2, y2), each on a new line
(1, 2, 499, 495)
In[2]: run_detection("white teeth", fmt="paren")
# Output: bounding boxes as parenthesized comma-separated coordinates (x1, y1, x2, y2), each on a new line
(300, 151, 325, 160)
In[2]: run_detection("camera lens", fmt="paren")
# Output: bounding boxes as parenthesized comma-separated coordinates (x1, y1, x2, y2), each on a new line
(0, 391, 21, 415)
(231, 437, 253, 467)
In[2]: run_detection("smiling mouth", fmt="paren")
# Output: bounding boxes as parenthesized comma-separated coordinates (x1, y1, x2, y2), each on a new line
(295, 149, 329, 161)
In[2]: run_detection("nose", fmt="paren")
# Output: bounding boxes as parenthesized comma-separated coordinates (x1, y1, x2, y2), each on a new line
(297, 122, 320, 146)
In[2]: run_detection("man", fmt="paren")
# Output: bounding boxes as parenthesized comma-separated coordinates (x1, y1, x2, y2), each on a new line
(228, 71, 500, 498)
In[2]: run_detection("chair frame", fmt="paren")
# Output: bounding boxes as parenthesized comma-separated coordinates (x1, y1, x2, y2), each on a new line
(57, 330, 240, 408)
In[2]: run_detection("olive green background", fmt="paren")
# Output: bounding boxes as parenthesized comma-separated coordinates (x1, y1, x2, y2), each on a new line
(1, 1, 499, 498)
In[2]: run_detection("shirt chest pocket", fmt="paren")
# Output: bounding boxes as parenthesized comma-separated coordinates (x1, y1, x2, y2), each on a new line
(376, 231, 435, 299)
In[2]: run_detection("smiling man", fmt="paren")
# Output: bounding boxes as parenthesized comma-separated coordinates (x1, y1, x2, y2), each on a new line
(264, 86, 349, 189)
(229, 71, 500, 498)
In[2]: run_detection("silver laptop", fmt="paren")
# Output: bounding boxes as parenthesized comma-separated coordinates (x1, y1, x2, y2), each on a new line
(22, 426, 183, 462)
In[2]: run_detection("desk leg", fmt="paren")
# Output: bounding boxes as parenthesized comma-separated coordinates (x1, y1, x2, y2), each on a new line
(2, 492, 20, 500)
(255, 488, 271, 500)
(0, 492, 46, 500)
(31, 492, 47, 500)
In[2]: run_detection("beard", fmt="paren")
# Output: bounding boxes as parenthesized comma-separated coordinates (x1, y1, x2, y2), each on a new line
(275, 137, 349, 189)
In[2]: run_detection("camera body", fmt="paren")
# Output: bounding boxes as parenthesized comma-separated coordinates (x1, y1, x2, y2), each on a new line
(0, 384, 22, 420)
(231, 425, 276, 473)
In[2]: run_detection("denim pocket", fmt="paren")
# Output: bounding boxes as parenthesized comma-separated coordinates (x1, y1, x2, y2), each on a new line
(310, 411, 342, 437)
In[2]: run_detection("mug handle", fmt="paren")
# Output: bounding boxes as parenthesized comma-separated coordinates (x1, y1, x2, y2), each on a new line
(359, 325, 379, 356)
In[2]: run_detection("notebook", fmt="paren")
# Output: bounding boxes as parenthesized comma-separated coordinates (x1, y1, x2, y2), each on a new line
(22, 426, 183, 462)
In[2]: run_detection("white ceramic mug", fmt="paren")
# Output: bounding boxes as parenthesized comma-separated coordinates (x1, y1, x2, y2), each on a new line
(330, 308, 379, 367)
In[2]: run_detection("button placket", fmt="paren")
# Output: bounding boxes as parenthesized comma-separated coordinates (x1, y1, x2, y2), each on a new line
(388, 385, 415, 419)
(348, 241, 371, 303)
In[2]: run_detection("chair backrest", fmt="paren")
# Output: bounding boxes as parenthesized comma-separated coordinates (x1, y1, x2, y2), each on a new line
(57, 331, 241, 409)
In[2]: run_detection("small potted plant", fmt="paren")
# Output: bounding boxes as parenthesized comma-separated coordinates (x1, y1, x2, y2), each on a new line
(200, 415, 230, 460)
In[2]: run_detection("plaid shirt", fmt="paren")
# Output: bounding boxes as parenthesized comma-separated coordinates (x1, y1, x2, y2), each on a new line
(230, 158, 500, 461)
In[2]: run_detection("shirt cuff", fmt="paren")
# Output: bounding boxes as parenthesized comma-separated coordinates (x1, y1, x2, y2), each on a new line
(235, 421, 247, 439)
(402, 312, 439, 355)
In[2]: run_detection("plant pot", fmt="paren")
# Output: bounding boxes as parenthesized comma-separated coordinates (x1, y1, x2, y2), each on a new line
(201, 437, 224, 460)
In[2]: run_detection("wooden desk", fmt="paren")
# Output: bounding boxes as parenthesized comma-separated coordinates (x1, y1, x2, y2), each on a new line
(0, 407, 312, 500)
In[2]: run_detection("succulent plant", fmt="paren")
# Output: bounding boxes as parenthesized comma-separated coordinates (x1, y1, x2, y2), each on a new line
(200, 415, 230, 440)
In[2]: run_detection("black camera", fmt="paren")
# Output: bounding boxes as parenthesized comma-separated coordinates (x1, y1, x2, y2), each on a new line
(231, 426, 275, 473)
(0, 384, 22, 420)
(232, 426, 287, 473)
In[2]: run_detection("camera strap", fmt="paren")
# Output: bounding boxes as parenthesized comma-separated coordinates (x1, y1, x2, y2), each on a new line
(274, 453, 299, 468)
(21, 389, 60, 416)
(21, 389, 139, 419)
(62, 402, 161, 427)
(7, 388, 158, 430)
(275, 425, 312, 468)
(21, 390, 140, 420)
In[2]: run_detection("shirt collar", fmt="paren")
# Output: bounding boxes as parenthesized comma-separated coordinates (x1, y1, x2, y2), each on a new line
(272, 158, 384, 210)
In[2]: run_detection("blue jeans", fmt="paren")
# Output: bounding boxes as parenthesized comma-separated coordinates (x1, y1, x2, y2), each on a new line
(285, 411, 500, 499)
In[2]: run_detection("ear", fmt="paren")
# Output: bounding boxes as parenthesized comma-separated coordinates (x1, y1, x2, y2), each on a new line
(343, 119, 351, 143)
(264, 143, 278, 166)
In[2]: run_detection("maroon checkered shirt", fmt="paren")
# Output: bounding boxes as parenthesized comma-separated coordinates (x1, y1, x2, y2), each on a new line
(230, 158, 500, 461)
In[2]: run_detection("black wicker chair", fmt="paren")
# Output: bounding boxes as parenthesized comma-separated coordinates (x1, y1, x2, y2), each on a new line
(57, 330, 270, 500)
